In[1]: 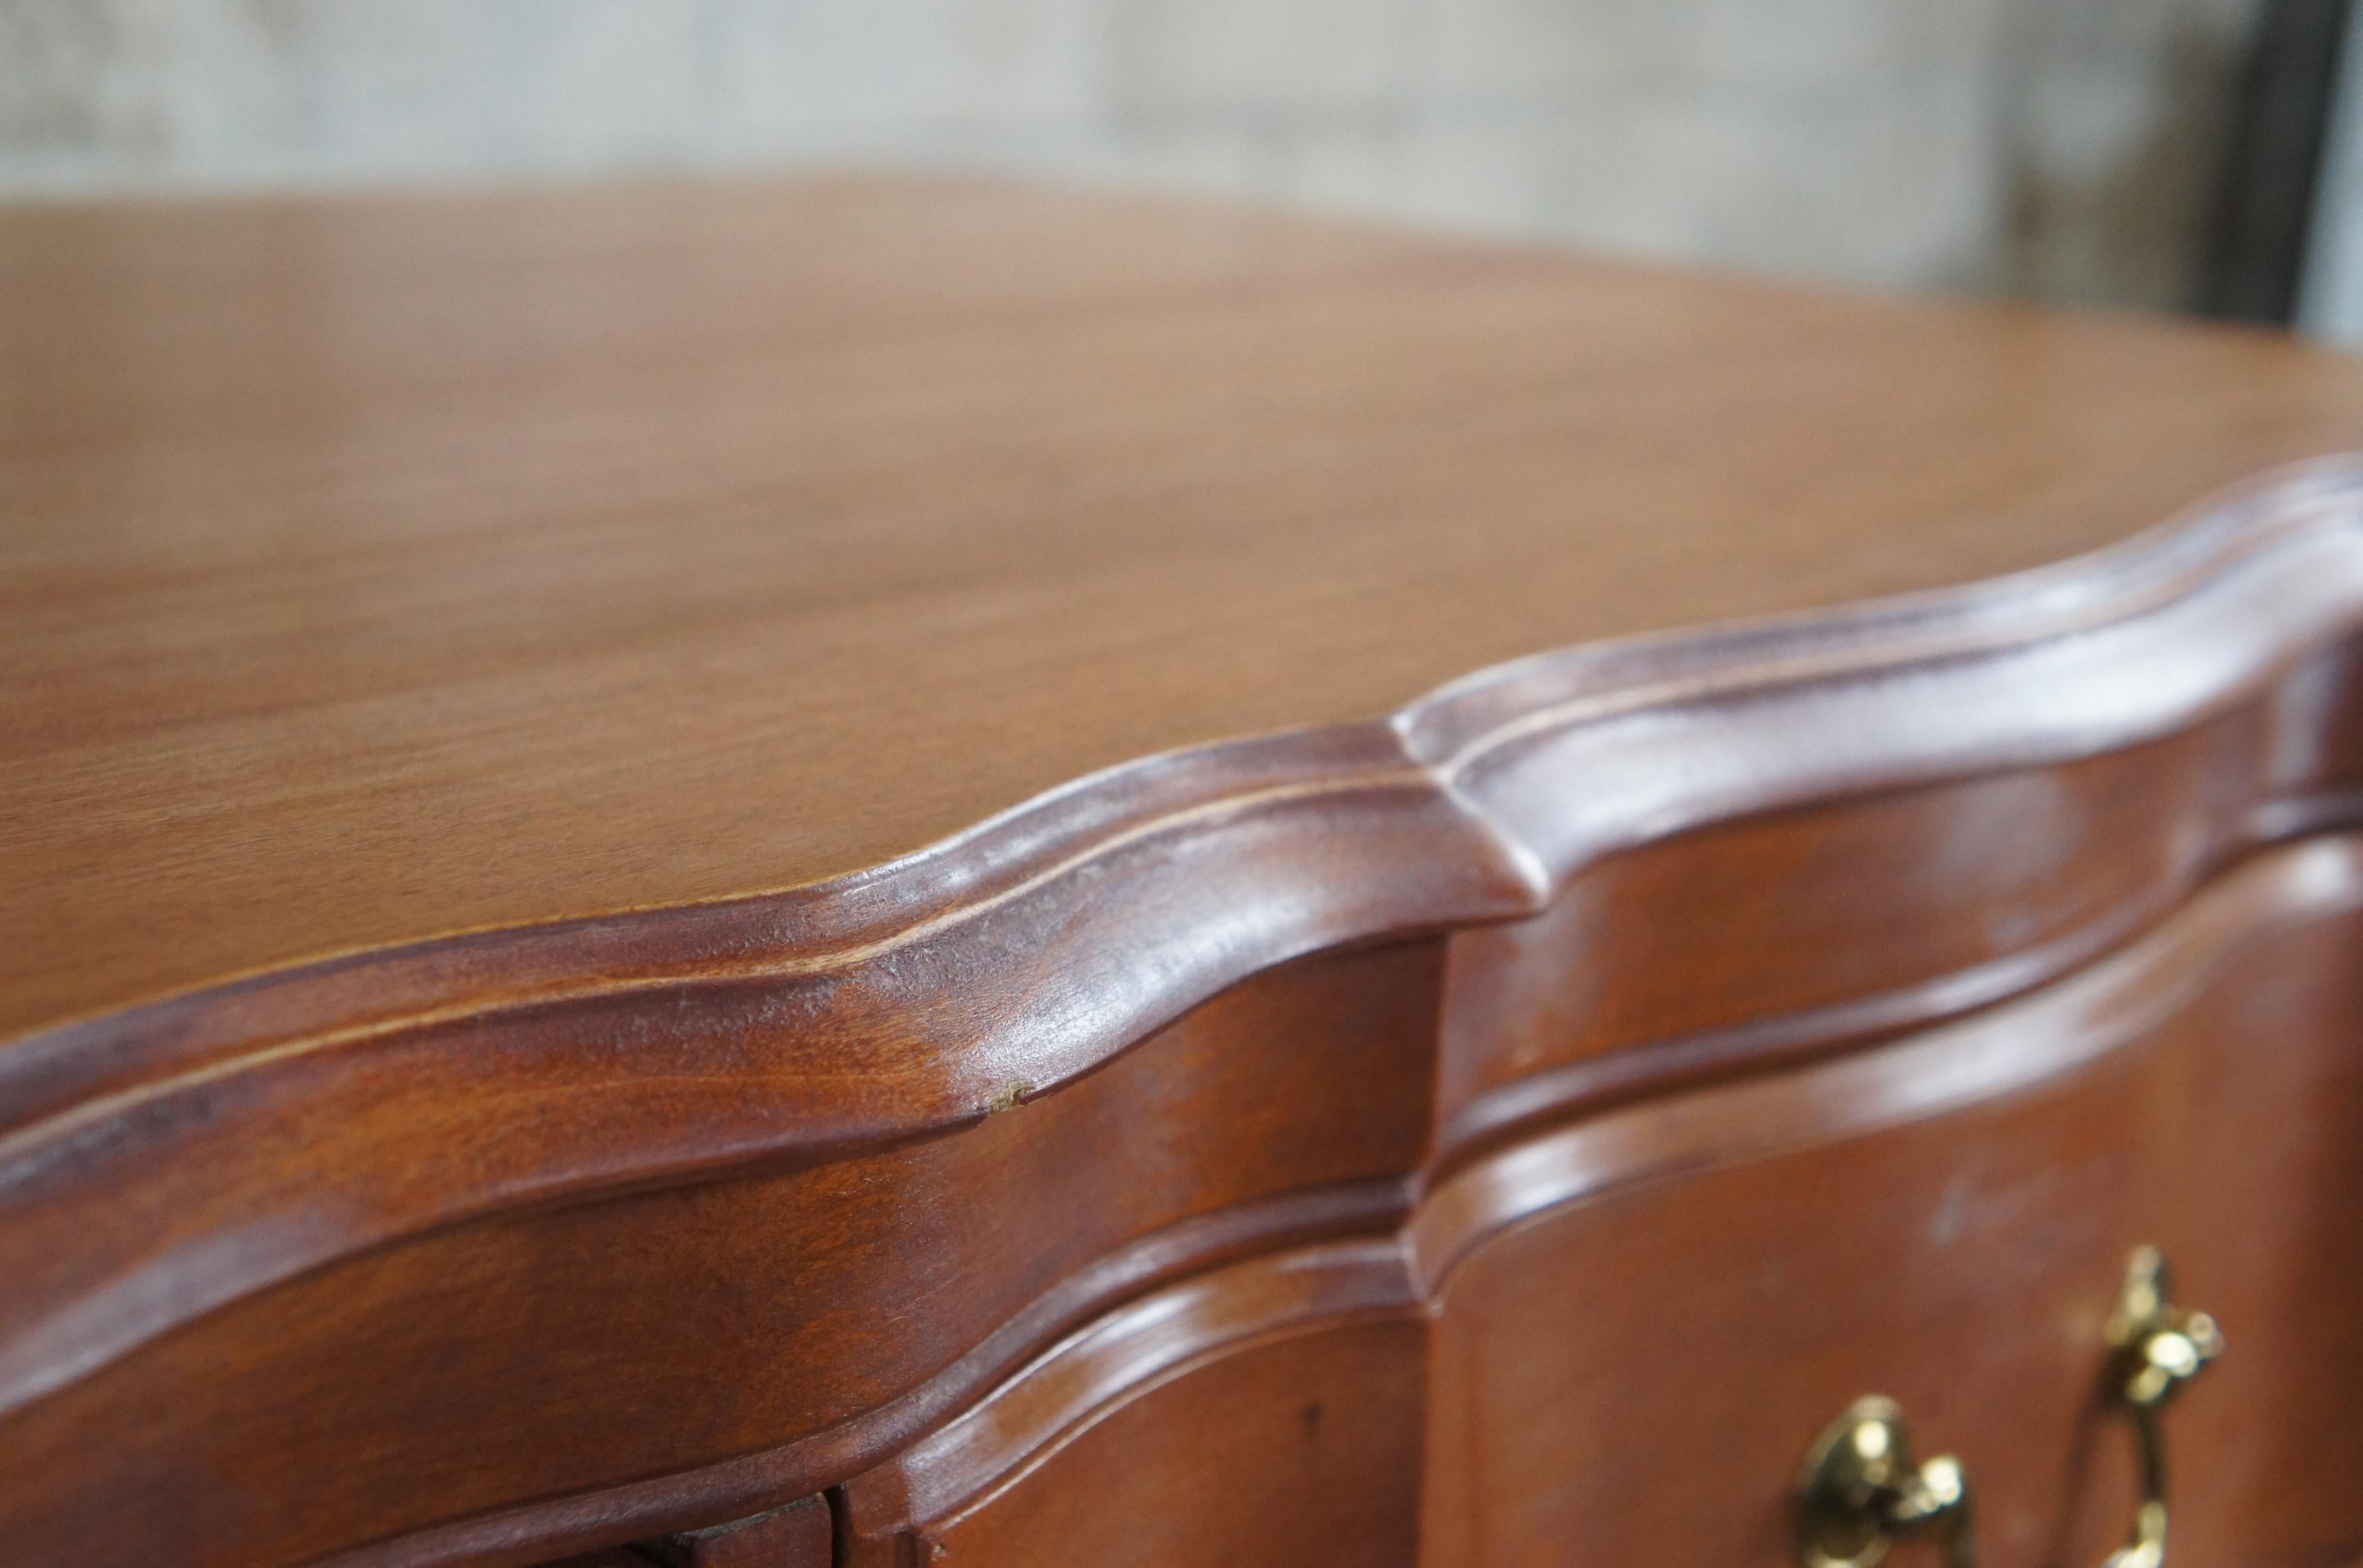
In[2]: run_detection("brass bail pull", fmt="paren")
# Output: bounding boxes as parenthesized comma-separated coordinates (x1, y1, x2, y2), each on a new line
(1795, 1396, 1974, 1568)
(2096, 1246, 2223, 1568)
(1793, 1247, 2219, 1568)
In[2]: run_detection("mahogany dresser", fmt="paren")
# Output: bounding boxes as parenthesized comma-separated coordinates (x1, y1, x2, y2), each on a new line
(5, 176, 2363, 1568)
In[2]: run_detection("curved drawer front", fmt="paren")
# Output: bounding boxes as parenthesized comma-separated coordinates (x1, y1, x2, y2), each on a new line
(835, 835, 2363, 1567)
(1417, 835, 2363, 1568)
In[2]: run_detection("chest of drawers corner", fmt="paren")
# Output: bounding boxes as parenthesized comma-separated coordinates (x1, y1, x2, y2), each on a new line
(5, 177, 2363, 1568)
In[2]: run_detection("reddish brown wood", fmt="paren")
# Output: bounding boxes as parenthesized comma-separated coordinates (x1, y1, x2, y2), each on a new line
(905, 1321, 1427, 1568)
(825, 834, 2363, 1568)
(0, 939, 1439, 1567)
(838, 1237, 1423, 1549)
(5, 180, 2363, 1568)
(639, 1498, 830, 1568)
(11, 177, 2363, 1051)
(1419, 839, 2363, 1568)
(1433, 674, 2363, 1161)
(9, 469, 2363, 1494)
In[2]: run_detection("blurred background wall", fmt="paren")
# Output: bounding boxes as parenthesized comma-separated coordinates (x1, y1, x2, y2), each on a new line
(2, 0, 2352, 322)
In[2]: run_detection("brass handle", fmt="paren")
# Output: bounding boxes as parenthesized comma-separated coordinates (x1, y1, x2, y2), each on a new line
(1794, 1247, 2219, 1568)
(2095, 1246, 2223, 1568)
(1795, 1395, 1973, 1567)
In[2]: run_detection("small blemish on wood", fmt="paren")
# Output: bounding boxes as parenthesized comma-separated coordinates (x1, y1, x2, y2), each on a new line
(983, 1080, 1035, 1115)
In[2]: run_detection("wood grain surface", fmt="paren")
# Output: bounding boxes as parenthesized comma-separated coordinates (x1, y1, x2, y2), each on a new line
(846, 834, 2363, 1566)
(1419, 839, 2363, 1568)
(9, 180, 2363, 1568)
(7, 458, 2363, 1481)
(8, 173, 2363, 1042)
(0, 462, 2354, 1566)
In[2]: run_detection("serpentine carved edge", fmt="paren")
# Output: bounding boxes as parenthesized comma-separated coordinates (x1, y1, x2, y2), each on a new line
(3, 460, 2363, 1431)
(319, 834, 2363, 1568)
(858, 832, 2363, 1545)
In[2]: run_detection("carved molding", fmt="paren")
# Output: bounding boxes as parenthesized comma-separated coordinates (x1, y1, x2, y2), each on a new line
(5, 461, 2363, 1513)
(835, 832, 2363, 1544)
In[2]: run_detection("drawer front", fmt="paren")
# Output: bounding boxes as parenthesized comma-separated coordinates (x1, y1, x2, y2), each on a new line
(918, 1322, 1425, 1568)
(836, 838, 2363, 1568)
(1421, 846, 2363, 1567)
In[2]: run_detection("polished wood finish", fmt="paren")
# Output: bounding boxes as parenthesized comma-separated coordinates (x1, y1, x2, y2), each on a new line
(4, 179, 2363, 1568)
(911, 1322, 1427, 1568)
(9, 175, 2363, 1044)
(640, 1498, 830, 1568)
(1421, 838, 2363, 1567)
(840, 1238, 1426, 1559)
(0, 942, 1440, 1567)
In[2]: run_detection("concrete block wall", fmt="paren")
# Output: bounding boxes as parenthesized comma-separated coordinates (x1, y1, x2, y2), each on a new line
(0, 0, 2262, 308)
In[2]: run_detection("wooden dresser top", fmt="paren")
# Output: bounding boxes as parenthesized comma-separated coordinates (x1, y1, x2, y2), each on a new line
(7, 173, 2363, 1040)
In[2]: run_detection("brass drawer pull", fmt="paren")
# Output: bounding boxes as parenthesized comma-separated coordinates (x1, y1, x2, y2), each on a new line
(2095, 1247, 2223, 1568)
(1795, 1395, 1972, 1567)
(1794, 1247, 2219, 1568)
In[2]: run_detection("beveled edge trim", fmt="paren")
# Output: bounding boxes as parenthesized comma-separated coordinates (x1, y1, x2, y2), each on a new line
(1411, 830, 2363, 1293)
(841, 831, 2363, 1547)
(310, 1180, 1412, 1568)
(3, 462, 2363, 1434)
(845, 1236, 1423, 1540)
(1427, 775, 2363, 1171)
